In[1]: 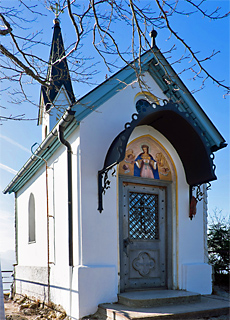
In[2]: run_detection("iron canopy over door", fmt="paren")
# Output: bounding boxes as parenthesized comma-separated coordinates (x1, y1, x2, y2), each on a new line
(120, 181, 167, 292)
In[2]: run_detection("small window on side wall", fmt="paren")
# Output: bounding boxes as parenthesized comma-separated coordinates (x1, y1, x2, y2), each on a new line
(28, 193, 36, 243)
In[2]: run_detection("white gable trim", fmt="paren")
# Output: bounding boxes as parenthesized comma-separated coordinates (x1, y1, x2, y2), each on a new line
(53, 84, 72, 106)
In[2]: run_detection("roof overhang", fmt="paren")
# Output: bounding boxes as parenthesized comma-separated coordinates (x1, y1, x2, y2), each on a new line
(73, 48, 226, 153)
(3, 107, 76, 194)
(98, 99, 218, 212)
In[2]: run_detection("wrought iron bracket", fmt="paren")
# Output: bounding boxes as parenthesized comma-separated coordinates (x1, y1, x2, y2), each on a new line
(189, 183, 211, 220)
(98, 163, 117, 213)
(191, 182, 211, 203)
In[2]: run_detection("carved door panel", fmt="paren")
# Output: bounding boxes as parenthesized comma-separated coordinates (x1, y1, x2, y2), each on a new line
(120, 182, 166, 291)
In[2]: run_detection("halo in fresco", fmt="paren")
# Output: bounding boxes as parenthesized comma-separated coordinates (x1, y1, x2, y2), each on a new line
(119, 136, 174, 181)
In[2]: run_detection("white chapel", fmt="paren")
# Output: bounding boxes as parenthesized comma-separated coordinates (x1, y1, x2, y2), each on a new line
(4, 18, 227, 320)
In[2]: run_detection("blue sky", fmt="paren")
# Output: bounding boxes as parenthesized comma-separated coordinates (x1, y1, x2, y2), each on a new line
(0, 1, 229, 265)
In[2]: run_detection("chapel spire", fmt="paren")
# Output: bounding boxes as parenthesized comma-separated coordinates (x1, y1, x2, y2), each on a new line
(38, 17, 75, 127)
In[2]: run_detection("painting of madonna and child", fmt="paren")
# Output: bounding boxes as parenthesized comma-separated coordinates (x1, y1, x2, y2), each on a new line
(119, 136, 173, 181)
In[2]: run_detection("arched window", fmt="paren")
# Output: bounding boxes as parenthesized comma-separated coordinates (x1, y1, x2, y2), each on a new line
(28, 193, 36, 243)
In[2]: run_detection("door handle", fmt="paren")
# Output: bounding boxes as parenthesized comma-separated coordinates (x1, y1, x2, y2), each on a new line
(124, 237, 132, 248)
(123, 237, 133, 257)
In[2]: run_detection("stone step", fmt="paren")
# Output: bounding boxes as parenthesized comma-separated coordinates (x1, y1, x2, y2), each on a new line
(97, 293, 229, 320)
(118, 290, 201, 308)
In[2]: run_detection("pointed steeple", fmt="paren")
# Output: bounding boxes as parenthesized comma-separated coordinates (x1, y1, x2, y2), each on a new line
(38, 18, 75, 127)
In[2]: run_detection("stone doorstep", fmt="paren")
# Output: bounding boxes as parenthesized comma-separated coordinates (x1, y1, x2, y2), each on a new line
(118, 290, 201, 308)
(97, 294, 229, 320)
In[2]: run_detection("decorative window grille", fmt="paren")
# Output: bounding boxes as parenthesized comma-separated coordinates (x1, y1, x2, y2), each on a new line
(129, 192, 159, 240)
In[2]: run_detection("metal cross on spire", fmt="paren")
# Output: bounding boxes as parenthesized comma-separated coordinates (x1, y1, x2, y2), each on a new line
(55, 3, 59, 18)
(50, 2, 63, 20)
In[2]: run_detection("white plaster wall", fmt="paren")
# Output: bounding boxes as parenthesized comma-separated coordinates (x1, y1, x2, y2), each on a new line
(48, 128, 81, 318)
(49, 143, 69, 267)
(14, 266, 48, 300)
(46, 128, 81, 318)
(16, 166, 49, 267)
(15, 127, 82, 319)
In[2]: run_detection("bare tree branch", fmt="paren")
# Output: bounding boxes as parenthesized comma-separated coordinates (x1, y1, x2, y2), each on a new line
(0, 43, 48, 86)
(185, 0, 230, 19)
(0, 0, 229, 121)
(155, 0, 229, 92)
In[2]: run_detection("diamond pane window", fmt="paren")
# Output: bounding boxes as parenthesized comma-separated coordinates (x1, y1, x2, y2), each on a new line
(129, 192, 159, 240)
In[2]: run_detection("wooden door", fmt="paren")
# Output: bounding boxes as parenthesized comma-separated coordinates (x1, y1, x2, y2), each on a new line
(120, 182, 167, 291)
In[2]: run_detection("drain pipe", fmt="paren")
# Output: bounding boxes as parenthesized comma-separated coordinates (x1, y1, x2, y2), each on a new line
(58, 125, 73, 267)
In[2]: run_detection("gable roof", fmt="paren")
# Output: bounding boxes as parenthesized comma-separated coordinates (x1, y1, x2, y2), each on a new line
(3, 45, 227, 194)
(73, 48, 226, 150)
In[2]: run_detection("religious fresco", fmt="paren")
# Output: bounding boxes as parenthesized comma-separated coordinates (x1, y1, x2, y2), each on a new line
(119, 136, 173, 181)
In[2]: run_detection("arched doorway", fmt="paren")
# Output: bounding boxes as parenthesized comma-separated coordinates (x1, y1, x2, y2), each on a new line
(118, 135, 175, 292)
